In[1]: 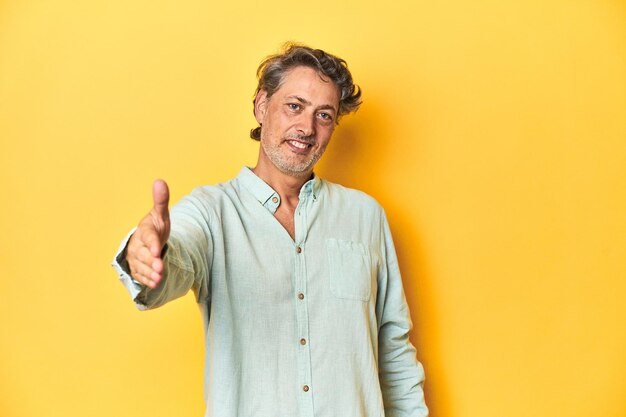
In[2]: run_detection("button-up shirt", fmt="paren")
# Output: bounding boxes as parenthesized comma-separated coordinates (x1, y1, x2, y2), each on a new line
(113, 167, 428, 417)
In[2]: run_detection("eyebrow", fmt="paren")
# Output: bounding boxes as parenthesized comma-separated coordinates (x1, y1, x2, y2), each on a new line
(288, 95, 337, 113)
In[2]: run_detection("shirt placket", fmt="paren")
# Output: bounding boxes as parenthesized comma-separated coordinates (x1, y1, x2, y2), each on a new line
(294, 190, 314, 417)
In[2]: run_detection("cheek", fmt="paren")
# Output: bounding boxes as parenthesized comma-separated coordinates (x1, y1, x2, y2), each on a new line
(270, 110, 291, 129)
(318, 125, 335, 142)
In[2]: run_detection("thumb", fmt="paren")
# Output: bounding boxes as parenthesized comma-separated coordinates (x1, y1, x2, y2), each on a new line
(152, 179, 170, 219)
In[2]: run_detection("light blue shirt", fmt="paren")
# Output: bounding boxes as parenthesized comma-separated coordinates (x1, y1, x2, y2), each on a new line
(113, 167, 427, 417)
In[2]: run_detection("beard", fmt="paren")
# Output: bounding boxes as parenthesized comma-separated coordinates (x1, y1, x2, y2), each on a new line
(261, 134, 326, 178)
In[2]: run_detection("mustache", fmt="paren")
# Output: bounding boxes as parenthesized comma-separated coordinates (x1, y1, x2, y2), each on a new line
(284, 134, 315, 144)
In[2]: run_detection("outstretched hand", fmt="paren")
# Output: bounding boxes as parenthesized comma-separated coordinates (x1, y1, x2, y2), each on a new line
(126, 179, 171, 289)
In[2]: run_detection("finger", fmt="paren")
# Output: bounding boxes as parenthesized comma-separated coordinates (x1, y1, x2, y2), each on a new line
(132, 244, 164, 277)
(151, 257, 164, 274)
(139, 253, 164, 274)
(134, 244, 160, 268)
(131, 270, 159, 289)
(128, 255, 163, 288)
(152, 179, 170, 220)
(129, 261, 162, 283)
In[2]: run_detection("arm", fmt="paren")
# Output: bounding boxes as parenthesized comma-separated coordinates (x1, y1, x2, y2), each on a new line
(376, 211, 428, 417)
(111, 180, 210, 310)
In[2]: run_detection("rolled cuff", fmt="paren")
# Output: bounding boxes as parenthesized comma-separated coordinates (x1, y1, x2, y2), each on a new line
(111, 227, 149, 310)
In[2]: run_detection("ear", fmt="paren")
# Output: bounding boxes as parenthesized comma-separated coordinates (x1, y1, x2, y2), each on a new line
(254, 90, 269, 124)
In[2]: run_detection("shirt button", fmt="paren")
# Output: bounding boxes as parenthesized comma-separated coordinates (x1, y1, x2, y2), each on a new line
(298, 293, 304, 300)
(271, 196, 278, 203)
(296, 246, 302, 253)
(300, 338, 306, 345)
(303, 385, 309, 392)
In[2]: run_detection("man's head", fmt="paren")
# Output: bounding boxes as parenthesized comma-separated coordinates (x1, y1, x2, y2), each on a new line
(250, 43, 362, 141)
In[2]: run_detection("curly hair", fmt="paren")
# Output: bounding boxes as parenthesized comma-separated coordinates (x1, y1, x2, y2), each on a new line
(250, 43, 362, 140)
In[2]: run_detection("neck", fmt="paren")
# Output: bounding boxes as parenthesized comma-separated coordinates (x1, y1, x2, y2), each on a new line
(252, 158, 312, 205)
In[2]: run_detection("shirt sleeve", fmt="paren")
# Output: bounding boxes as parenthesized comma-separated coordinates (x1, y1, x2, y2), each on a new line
(111, 193, 212, 310)
(376, 210, 428, 417)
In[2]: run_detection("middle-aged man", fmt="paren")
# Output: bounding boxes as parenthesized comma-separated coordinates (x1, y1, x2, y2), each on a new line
(113, 43, 428, 417)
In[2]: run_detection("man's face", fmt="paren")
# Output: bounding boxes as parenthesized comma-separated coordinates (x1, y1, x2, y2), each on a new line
(254, 66, 340, 178)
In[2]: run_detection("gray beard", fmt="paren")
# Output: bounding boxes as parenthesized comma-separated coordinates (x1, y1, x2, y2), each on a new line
(261, 140, 324, 178)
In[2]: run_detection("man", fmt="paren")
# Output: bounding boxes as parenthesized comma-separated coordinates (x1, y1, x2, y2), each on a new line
(113, 43, 428, 417)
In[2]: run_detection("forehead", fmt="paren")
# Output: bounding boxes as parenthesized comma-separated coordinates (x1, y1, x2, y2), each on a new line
(275, 66, 340, 106)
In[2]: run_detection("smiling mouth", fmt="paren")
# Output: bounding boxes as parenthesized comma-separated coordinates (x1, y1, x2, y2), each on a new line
(286, 139, 313, 150)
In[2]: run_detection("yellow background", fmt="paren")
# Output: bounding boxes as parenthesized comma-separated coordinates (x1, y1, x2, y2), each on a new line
(1, 0, 625, 416)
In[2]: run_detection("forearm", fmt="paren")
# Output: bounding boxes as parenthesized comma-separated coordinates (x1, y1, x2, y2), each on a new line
(112, 228, 208, 310)
(378, 321, 428, 417)
(377, 211, 429, 416)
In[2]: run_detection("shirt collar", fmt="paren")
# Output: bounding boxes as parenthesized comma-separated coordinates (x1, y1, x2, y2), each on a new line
(236, 167, 322, 214)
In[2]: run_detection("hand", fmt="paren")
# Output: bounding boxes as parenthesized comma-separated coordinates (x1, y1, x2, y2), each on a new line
(126, 179, 171, 289)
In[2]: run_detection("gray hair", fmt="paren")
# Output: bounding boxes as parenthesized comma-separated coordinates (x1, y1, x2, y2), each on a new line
(250, 43, 362, 140)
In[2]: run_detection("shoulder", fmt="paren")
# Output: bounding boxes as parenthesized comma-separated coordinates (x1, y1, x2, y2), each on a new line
(171, 177, 239, 217)
(321, 179, 384, 214)
(188, 179, 235, 201)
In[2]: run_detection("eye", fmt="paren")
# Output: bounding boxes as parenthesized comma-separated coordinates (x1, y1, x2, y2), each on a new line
(318, 112, 333, 122)
(287, 103, 301, 111)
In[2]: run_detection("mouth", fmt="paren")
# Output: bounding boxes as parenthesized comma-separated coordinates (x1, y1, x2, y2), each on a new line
(285, 138, 314, 153)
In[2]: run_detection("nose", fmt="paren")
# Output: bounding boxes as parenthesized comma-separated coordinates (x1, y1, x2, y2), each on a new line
(296, 112, 315, 137)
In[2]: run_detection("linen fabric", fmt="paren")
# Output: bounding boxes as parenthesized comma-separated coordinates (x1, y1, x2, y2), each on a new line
(112, 167, 428, 417)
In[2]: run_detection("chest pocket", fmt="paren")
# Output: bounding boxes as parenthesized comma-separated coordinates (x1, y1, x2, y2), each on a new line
(326, 238, 372, 301)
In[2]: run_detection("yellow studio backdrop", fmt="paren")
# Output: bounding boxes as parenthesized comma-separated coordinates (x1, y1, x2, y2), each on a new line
(0, 0, 624, 416)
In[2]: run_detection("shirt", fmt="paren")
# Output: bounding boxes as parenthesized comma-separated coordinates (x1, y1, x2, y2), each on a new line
(112, 167, 428, 417)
